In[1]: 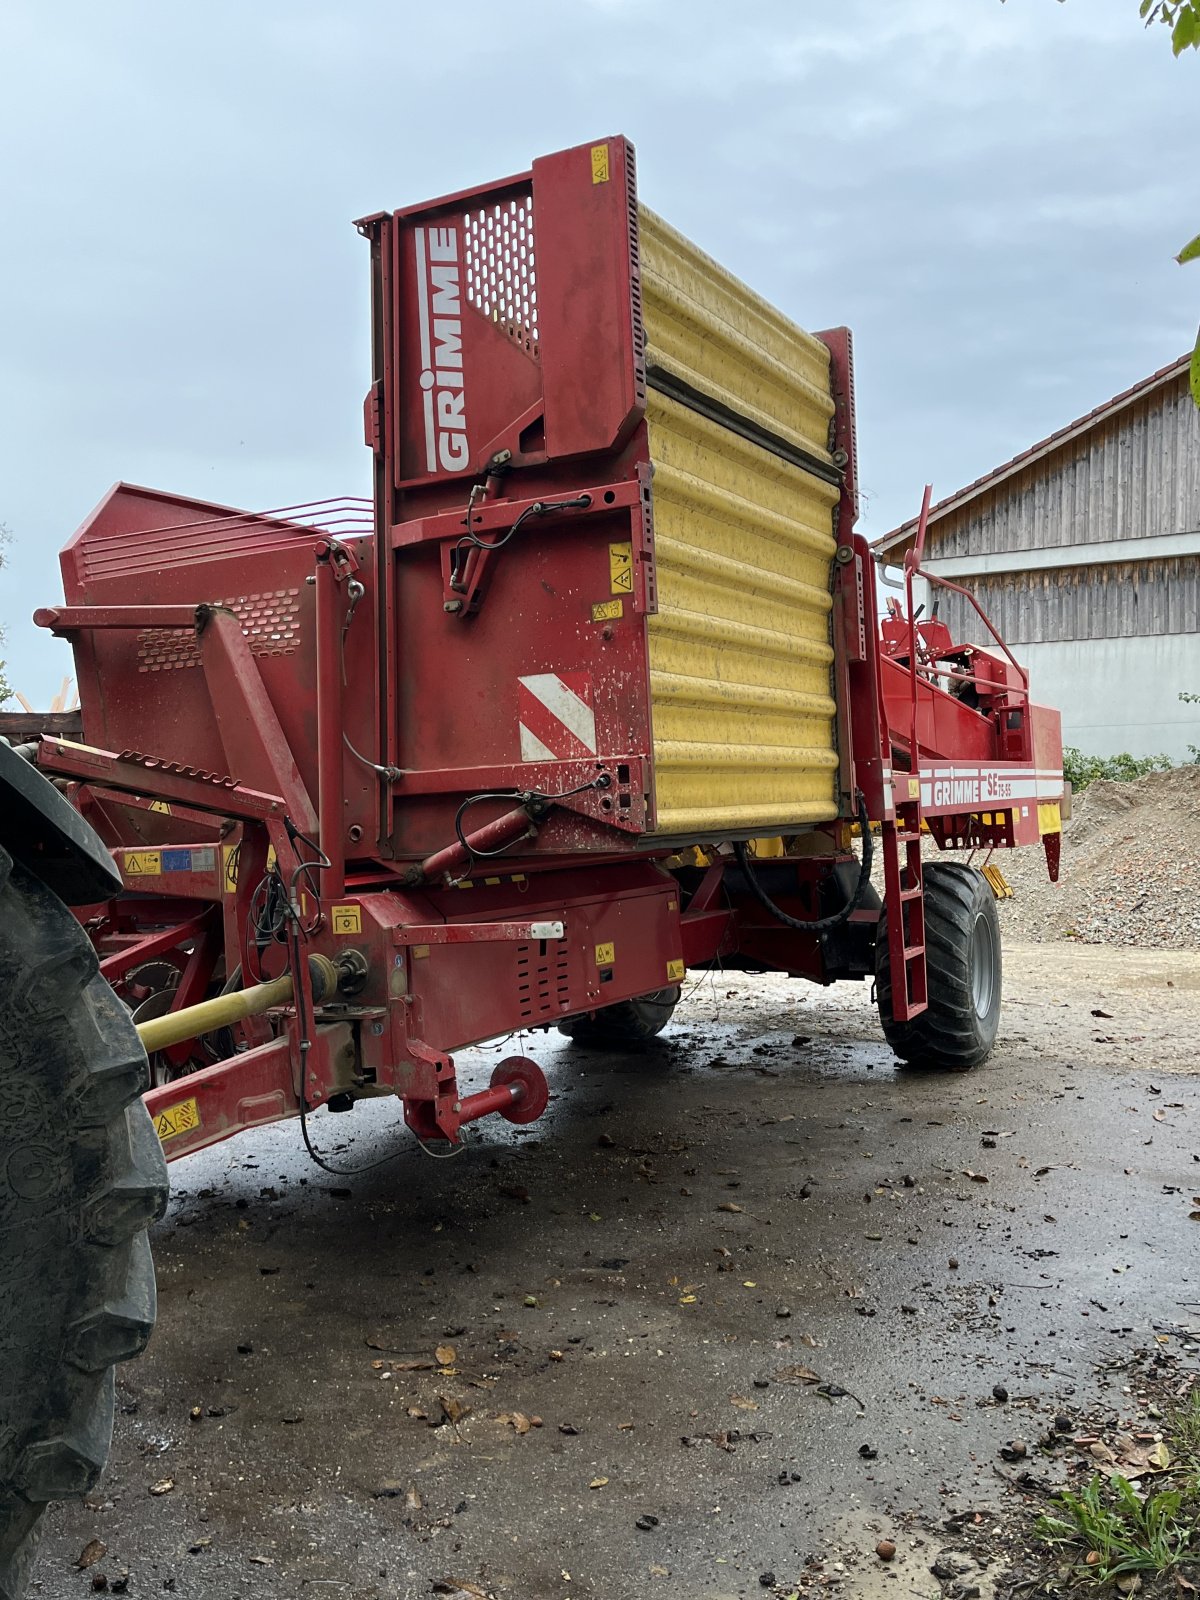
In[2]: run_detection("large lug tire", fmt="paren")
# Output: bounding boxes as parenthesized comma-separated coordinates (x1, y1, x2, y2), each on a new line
(0, 852, 168, 1600)
(559, 986, 682, 1047)
(876, 861, 1001, 1071)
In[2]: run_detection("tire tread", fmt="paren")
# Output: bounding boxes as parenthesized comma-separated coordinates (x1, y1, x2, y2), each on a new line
(0, 861, 165, 1600)
(877, 862, 1002, 1071)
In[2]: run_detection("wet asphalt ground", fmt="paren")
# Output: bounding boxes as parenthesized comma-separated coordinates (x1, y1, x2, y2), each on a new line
(31, 946, 1200, 1600)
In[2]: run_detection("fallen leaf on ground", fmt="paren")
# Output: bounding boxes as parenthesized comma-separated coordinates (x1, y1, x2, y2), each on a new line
(497, 1411, 531, 1434)
(435, 1345, 456, 1366)
(148, 1478, 174, 1496)
(717, 1202, 743, 1214)
(75, 1540, 106, 1570)
(774, 1364, 820, 1384)
(730, 1395, 758, 1411)
(589, 1476, 609, 1489)
(438, 1395, 471, 1426)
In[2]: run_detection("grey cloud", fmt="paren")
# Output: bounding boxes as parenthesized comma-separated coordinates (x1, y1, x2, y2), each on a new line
(0, 0, 1193, 699)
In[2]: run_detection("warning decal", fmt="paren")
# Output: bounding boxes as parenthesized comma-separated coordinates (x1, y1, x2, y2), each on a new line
(594, 942, 615, 967)
(666, 958, 685, 982)
(608, 541, 633, 594)
(590, 143, 610, 184)
(155, 1096, 199, 1143)
(331, 905, 363, 935)
(124, 851, 161, 877)
(518, 672, 597, 762)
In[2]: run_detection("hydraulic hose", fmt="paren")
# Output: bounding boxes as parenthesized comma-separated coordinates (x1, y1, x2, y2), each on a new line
(733, 791, 873, 933)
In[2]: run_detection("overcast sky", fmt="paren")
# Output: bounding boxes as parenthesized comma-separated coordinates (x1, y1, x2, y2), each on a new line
(0, 0, 1194, 704)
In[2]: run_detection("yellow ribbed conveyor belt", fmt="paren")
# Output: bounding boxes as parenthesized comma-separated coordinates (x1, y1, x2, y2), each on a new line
(638, 207, 842, 840)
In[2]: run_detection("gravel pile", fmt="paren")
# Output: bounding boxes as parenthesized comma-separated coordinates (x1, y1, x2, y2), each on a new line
(996, 764, 1200, 949)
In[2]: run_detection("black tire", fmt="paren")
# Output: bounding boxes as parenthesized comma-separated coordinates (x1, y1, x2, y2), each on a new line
(559, 986, 682, 1046)
(876, 861, 1001, 1071)
(0, 852, 168, 1600)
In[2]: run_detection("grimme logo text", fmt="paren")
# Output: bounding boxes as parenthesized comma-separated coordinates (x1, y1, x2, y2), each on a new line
(415, 226, 468, 473)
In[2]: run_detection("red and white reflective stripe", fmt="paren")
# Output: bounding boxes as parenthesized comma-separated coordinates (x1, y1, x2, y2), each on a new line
(518, 672, 597, 761)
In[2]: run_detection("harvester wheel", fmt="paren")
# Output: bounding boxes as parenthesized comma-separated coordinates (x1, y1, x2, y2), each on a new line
(559, 986, 681, 1047)
(0, 853, 168, 1600)
(876, 861, 1001, 1071)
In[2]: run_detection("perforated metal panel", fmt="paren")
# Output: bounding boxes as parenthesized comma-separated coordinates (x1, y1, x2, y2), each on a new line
(463, 198, 538, 352)
(136, 589, 302, 673)
(515, 941, 570, 1020)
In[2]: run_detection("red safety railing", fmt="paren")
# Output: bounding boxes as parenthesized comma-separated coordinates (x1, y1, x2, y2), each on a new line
(900, 483, 1030, 764)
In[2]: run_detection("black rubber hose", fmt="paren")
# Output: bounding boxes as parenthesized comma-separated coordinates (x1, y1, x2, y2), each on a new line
(732, 791, 874, 932)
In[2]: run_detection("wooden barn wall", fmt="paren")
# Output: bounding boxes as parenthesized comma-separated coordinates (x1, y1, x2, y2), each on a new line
(938, 554, 1200, 646)
(932, 378, 1200, 561)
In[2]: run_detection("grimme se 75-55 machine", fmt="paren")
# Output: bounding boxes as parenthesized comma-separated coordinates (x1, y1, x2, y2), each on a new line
(0, 136, 1062, 1594)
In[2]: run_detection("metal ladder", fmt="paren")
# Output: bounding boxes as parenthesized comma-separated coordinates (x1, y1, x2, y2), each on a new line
(880, 790, 928, 1022)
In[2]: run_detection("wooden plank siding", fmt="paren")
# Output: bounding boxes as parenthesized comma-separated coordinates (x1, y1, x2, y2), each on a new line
(916, 367, 1200, 651)
(943, 554, 1200, 646)
(932, 376, 1200, 562)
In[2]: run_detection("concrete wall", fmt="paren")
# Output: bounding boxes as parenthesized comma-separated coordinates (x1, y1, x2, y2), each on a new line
(1021, 634, 1200, 759)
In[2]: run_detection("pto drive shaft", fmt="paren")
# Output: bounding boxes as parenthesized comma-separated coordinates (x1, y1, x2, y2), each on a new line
(135, 955, 338, 1054)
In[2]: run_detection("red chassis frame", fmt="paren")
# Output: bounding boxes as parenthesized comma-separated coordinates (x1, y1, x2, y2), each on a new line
(33, 516, 1062, 1165)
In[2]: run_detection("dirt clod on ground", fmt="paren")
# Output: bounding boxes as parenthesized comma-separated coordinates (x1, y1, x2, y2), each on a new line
(998, 766, 1200, 949)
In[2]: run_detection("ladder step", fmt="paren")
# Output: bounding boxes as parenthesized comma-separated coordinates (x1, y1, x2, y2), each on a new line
(902, 944, 925, 960)
(898, 886, 923, 901)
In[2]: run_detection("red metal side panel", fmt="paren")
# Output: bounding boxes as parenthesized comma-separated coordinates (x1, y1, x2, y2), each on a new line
(369, 136, 657, 861)
(533, 138, 645, 461)
(55, 485, 379, 841)
(384, 135, 643, 492)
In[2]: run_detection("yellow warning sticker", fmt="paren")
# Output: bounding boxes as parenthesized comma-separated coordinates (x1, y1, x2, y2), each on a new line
(222, 844, 239, 893)
(594, 941, 615, 967)
(608, 542, 633, 594)
(590, 143, 610, 184)
(148, 800, 172, 815)
(666, 957, 685, 982)
(591, 597, 624, 623)
(155, 1096, 199, 1143)
(331, 904, 362, 936)
(1038, 802, 1062, 835)
(124, 851, 161, 877)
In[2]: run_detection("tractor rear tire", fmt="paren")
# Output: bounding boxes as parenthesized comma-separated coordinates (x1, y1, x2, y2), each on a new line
(876, 861, 1001, 1071)
(0, 853, 168, 1600)
(559, 986, 682, 1047)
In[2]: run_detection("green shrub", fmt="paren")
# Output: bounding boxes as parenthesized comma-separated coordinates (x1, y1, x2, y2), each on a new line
(1062, 747, 1175, 792)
